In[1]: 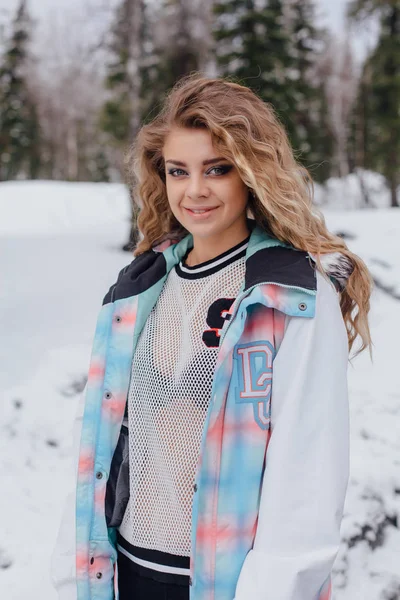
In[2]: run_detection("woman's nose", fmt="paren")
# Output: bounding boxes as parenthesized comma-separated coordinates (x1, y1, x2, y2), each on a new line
(186, 173, 210, 199)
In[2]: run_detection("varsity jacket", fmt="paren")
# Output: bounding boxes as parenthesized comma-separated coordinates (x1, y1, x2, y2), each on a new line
(51, 219, 351, 600)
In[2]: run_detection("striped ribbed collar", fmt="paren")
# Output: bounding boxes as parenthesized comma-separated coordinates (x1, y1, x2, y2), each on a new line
(175, 234, 250, 280)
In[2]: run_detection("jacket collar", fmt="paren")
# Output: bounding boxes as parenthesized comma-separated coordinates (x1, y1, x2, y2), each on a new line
(157, 218, 353, 293)
(160, 218, 316, 293)
(105, 219, 353, 306)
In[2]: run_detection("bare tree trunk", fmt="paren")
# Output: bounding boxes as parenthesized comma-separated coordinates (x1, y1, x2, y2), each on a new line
(194, 0, 216, 74)
(389, 177, 399, 208)
(320, 35, 357, 179)
(66, 120, 79, 181)
(123, 0, 144, 250)
(356, 169, 371, 208)
(387, 8, 399, 209)
(126, 0, 143, 139)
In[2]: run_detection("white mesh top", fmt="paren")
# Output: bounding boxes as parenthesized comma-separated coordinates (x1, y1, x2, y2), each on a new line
(118, 233, 250, 571)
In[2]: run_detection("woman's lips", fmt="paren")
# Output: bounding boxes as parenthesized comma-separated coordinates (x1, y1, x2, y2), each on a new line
(184, 206, 219, 219)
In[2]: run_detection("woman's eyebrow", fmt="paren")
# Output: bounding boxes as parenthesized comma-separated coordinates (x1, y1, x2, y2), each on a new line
(165, 157, 227, 166)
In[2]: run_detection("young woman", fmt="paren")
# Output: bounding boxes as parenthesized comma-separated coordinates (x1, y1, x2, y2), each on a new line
(51, 74, 373, 600)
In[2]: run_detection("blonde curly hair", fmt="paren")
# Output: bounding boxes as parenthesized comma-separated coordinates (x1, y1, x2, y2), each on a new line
(125, 73, 373, 358)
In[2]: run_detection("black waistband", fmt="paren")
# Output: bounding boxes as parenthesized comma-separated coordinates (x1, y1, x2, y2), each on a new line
(116, 531, 190, 586)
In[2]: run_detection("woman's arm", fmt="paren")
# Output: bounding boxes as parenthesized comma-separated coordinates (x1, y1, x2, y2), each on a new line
(234, 271, 350, 600)
(50, 384, 86, 600)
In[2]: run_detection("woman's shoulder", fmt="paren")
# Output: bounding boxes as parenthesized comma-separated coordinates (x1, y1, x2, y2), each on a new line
(102, 249, 166, 305)
(308, 251, 354, 295)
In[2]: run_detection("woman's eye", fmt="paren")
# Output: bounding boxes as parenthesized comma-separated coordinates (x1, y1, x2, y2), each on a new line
(167, 168, 186, 177)
(167, 165, 232, 177)
(208, 165, 232, 176)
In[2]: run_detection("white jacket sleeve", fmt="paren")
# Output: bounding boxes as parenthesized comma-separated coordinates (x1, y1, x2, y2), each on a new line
(234, 271, 350, 600)
(50, 384, 87, 600)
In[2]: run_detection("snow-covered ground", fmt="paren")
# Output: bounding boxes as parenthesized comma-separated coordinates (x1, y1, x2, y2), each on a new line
(1, 180, 399, 600)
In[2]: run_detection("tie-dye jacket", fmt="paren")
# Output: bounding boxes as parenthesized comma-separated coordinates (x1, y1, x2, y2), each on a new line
(51, 220, 351, 600)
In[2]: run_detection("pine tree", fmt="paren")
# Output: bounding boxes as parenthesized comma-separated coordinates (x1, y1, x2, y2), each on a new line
(101, 0, 145, 249)
(133, 0, 168, 125)
(102, 0, 206, 248)
(140, 0, 202, 124)
(0, 0, 41, 180)
(213, 0, 332, 181)
(214, 0, 295, 124)
(285, 0, 334, 182)
(348, 0, 400, 207)
(101, 0, 144, 154)
(348, 58, 372, 194)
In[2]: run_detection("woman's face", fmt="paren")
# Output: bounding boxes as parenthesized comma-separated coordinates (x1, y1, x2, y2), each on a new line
(162, 127, 249, 242)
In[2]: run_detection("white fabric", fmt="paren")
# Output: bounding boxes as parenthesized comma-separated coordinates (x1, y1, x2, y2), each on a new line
(234, 271, 350, 599)
(118, 254, 246, 556)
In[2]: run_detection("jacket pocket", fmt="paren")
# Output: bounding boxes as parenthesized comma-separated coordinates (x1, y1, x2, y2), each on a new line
(105, 424, 129, 528)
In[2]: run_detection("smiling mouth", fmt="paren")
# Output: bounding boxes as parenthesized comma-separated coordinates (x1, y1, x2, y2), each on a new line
(184, 207, 219, 214)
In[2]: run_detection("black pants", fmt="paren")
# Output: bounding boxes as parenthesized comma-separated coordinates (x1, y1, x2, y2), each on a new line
(117, 551, 190, 600)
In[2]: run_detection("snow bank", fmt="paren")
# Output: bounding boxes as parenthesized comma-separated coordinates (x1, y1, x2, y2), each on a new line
(0, 180, 131, 236)
(314, 169, 396, 210)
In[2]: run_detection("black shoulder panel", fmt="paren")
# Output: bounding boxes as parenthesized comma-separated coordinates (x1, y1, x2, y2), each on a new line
(102, 245, 316, 306)
(244, 246, 316, 292)
(102, 250, 167, 305)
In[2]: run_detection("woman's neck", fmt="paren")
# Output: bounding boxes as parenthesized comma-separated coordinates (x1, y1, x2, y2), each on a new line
(185, 226, 251, 267)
